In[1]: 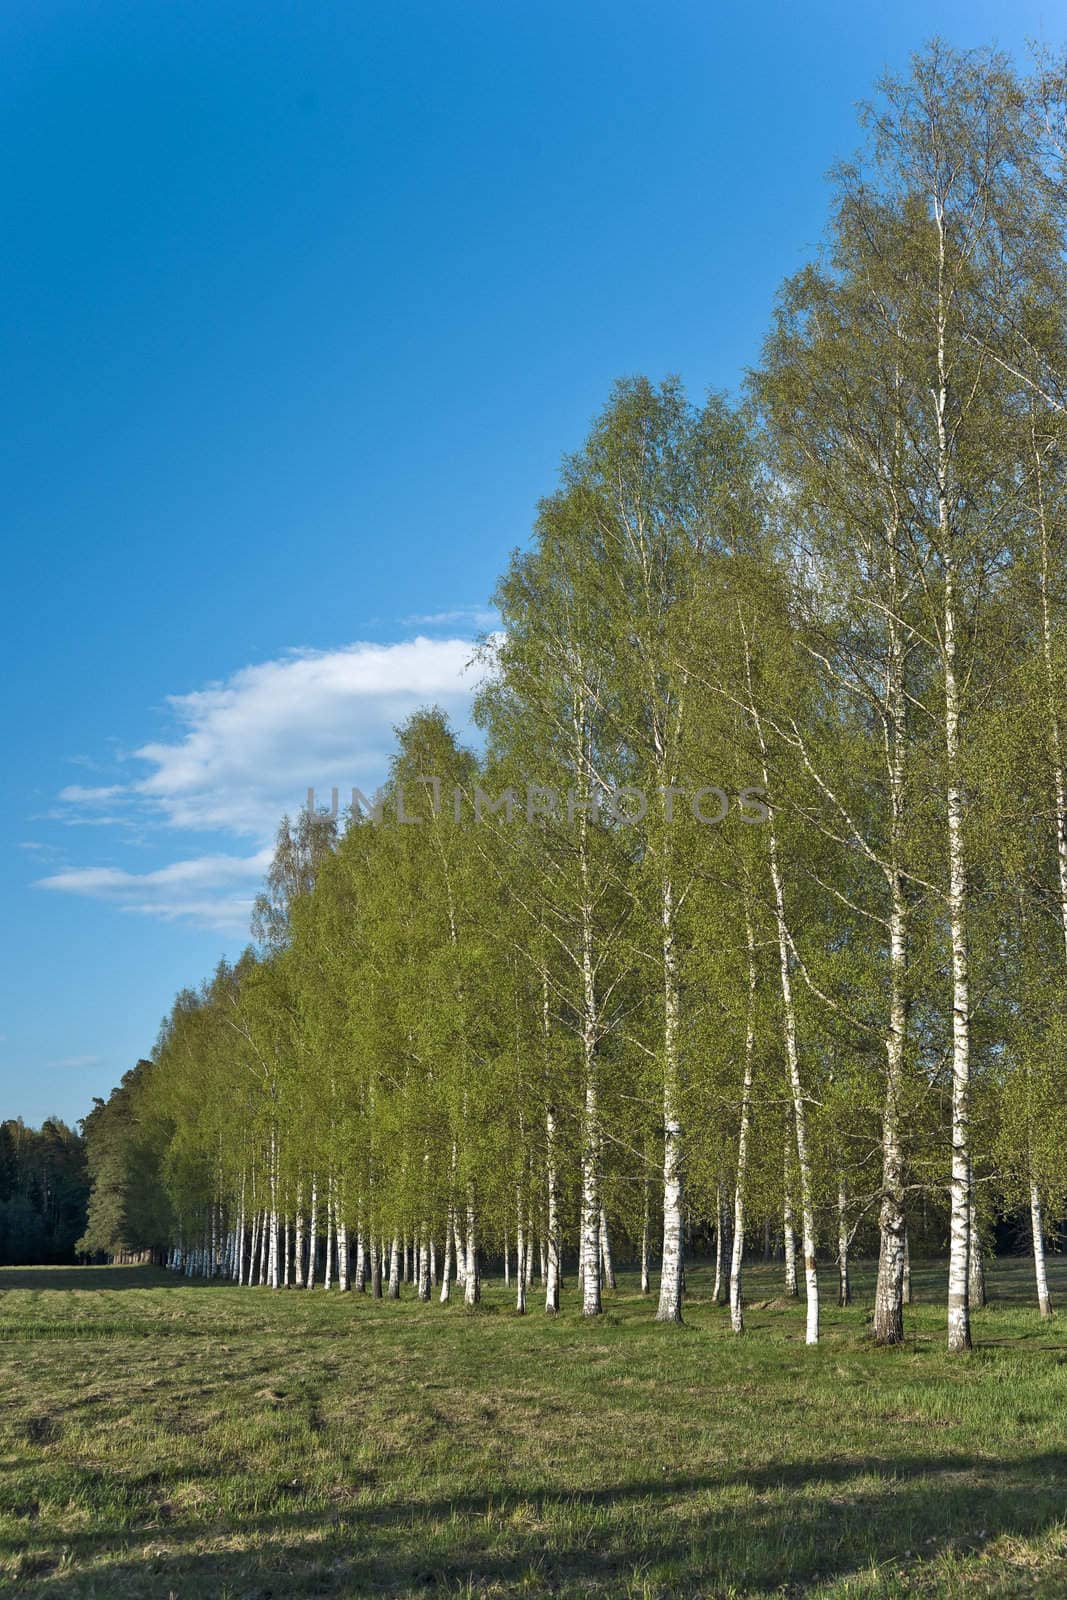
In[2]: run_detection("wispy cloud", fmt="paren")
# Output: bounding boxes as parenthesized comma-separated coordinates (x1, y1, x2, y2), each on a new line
(36, 850, 273, 931)
(38, 634, 491, 927)
(47, 1054, 102, 1070)
(403, 606, 499, 629)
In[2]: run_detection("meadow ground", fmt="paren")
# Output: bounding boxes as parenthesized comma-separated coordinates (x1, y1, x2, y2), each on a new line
(0, 1257, 1063, 1599)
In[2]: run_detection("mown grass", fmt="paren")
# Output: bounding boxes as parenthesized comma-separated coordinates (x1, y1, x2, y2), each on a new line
(0, 1256, 1063, 1598)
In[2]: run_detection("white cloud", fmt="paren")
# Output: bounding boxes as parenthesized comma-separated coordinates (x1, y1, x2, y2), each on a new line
(47, 1054, 102, 1070)
(38, 635, 491, 927)
(131, 635, 484, 837)
(36, 850, 273, 931)
(58, 785, 127, 804)
(404, 607, 499, 629)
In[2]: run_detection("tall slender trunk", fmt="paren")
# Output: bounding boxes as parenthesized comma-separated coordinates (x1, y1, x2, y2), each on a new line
(515, 1188, 527, 1315)
(464, 1191, 480, 1307)
(388, 1235, 400, 1298)
(324, 1189, 335, 1291)
(337, 1209, 350, 1293)
(600, 1207, 616, 1291)
(934, 215, 972, 1356)
(837, 1177, 851, 1306)
(730, 909, 758, 1334)
(418, 1225, 431, 1301)
(714, 1188, 728, 1305)
(306, 1180, 318, 1290)
(1034, 419, 1067, 968)
(545, 1106, 561, 1314)
(257, 1208, 269, 1285)
(355, 1228, 366, 1292)
(656, 876, 685, 1324)
(440, 1207, 454, 1303)
(1030, 1182, 1053, 1319)
(763, 762, 819, 1344)
(294, 1185, 305, 1289)
(712, 1182, 725, 1305)
(370, 1233, 382, 1298)
(783, 1124, 798, 1298)
(640, 1174, 651, 1296)
(874, 553, 909, 1344)
(248, 1209, 260, 1287)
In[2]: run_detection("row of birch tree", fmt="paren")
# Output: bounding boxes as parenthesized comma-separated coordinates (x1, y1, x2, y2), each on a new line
(93, 43, 1067, 1352)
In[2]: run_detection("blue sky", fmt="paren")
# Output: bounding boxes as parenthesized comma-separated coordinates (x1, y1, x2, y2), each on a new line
(1, 0, 1057, 1126)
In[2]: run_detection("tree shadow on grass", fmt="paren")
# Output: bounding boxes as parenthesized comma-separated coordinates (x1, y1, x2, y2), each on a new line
(13, 1447, 1067, 1597)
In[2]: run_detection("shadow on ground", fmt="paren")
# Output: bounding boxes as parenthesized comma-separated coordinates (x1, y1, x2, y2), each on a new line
(13, 1447, 1067, 1597)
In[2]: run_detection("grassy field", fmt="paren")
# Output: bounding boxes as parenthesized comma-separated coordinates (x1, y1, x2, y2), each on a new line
(0, 1258, 1064, 1599)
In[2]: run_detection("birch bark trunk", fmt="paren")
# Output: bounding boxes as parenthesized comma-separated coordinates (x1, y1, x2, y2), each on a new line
(730, 911, 758, 1335)
(783, 1133, 798, 1298)
(931, 210, 973, 1357)
(338, 1214, 350, 1292)
(418, 1227, 431, 1301)
(515, 1190, 527, 1315)
(545, 1106, 561, 1314)
(1030, 1183, 1053, 1319)
(874, 544, 910, 1345)
(768, 797, 818, 1342)
(464, 1193, 480, 1307)
(837, 1178, 851, 1306)
(306, 1181, 318, 1290)
(440, 1207, 454, 1303)
(294, 1186, 305, 1289)
(600, 1207, 616, 1291)
(640, 1175, 651, 1296)
(655, 876, 685, 1324)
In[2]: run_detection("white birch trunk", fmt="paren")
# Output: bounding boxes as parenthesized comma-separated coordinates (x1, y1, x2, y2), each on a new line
(730, 911, 757, 1335)
(306, 1181, 318, 1290)
(874, 562, 909, 1344)
(294, 1185, 305, 1290)
(600, 1207, 616, 1292)
(746, 631, 819, 1344)
(1030, 1182, 1053, 1319)
(440, 1207, 454, 1303)
(783, 1141, 798, 1299)
(837, 1178, 851, 1307)
(417, 1227, 431, 1301)
(463, 1193, 480, 1307)
(545, 1107, 561, 1314)
(933, 213, 972, 1356)
(640, 1175, 651, 1296)
(515, 1189, 527, 1315)
(655, 876, 685, 1324)
(337, 1214, 350, 1292)
(324, 1191, 334, 1292)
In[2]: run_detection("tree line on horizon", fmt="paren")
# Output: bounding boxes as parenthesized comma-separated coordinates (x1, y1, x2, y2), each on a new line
(75, 43, 1067, 1351)
(0, 1119, 87, 1266)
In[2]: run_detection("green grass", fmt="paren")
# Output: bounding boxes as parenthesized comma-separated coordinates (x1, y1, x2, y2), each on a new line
(0, 1257, 1064, 1598)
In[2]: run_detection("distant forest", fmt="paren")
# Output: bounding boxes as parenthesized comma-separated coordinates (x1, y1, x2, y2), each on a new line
(0, 1117, 87, 1264)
